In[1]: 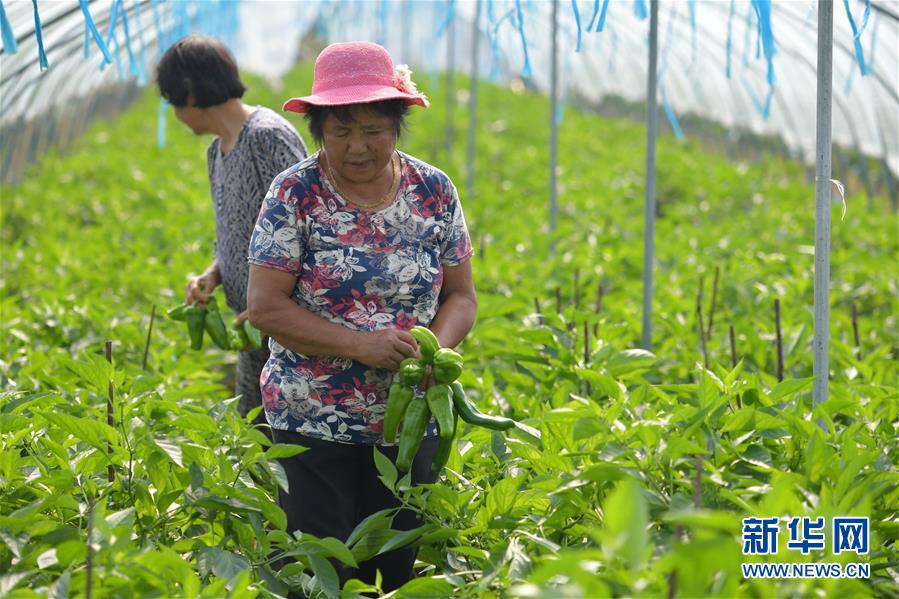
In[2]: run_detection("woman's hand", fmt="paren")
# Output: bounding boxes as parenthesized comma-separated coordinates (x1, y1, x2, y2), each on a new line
(352, 329, 419, 371)
(185, 267, 221, 306)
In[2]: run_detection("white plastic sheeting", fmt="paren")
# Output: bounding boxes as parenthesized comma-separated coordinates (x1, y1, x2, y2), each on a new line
(1, 0, 897, 174)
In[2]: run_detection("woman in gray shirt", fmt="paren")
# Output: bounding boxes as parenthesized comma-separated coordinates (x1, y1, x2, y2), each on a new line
(156, 35, 307, 423)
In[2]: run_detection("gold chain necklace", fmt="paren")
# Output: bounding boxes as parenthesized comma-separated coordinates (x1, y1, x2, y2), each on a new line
(325, 152, 398, 210)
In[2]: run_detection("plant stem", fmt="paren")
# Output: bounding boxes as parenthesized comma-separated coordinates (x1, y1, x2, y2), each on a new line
(142, 304, 156, 371)
(533, 296, 542, 325)
(85, 498, 95, 599)
(555, 286, 562, 315)
(730, 323, 742, 409)
(105, 341, 115, 484)
(775, 299, 784, 382)
(851, 301, 862, 358)
(573, 268, 580, 309)
(583, 321, 591, 396)
(696, 282, 709, 369)
(707, 266, 720, 339)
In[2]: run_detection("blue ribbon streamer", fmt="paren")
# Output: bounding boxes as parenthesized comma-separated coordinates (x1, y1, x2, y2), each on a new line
(119, 0, 140, 80)
(1, 0, 17, 53)
(572, 0, 582, 52)
(753, 0, 775, 85)
(586, 0, 600, 31)
(514, 0, 531, 77)
(742, 76, 774, 119)
(151, 0, 164, 55)
(725, 0, 735, 78)
(843, 0, 870, 75)
(435, 0, 455, 40)
(100, 0, 121, 71)
(660, 86, 684, 140)
(595, 0, 610, 31)
(158, 99, 168, 149)
(634, 0, 647, 20)
(742, 2, 753, 67)
(31, 0, 48, 70)
(134, 0, 149, 85)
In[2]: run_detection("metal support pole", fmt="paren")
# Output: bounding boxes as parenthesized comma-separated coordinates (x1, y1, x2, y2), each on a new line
(641, 0, 659, 350)
(445, 4, 456, 163)
(466, 0, 481, 201)
(549, 0, 559, 239)
(813, 0, 833, 408)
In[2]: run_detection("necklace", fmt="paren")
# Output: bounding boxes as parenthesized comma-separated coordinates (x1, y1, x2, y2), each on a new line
(325, 151, 399, 210)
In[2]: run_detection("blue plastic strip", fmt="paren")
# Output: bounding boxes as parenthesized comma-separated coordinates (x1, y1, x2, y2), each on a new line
(572, 0, 582, 52)
(660, 86, 684, 140)
(634, 0, 647, 20)
(79, 0, 113, 63)
(725, 0, 734, 78)
(856, 0, 871, 38)
(151, 0, 163, 55)
(101, 0, 121, 71)
(0, 0, 17, 53)
(514, 0, 531, 77)
(586, 0, 600, 31)
(32, 0, 48, 70)
(751, 0, 776, 86)
(83, 21, 90, 57)
(435, 0, 455, 40)
(158, 99, 168, 149)
(843, 0, 870, 75)
(134, 0, 149, 85)
(596, 0, 610, 31)
(742, 76, 774, 119)
(119, 0, 140, 80)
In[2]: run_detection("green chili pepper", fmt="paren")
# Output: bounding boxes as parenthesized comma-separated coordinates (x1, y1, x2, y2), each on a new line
(431, 416, 457, 475)
(410, 326, 440, 364)
(450, 381, 515, 431)
(185, 303, 206, 350)
(396, 397, 431, 472)
(425, 384, 455, 441)
(167, 304, 188, 321)
(242, 320, 263, 350)
(383, 383, 414, 444)
(232, 320, 251, 350)
(399, 358, 425, 387)
(204, 297, 231, 350)
(432, 348, 464, 384)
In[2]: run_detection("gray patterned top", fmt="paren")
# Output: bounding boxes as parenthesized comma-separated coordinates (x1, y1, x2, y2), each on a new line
(207, 106, 308, 313)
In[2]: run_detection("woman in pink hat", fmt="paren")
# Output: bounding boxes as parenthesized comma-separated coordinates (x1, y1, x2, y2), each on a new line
(246, 42, 476, 590)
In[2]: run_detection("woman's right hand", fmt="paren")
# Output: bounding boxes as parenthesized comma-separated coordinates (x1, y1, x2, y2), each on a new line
(352, 329, 419, 371)
(185, 269, 221, 306)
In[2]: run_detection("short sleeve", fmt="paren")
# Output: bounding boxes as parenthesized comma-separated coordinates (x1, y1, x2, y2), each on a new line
(247, 177, 305, 275)
(439, 181, 474, 266)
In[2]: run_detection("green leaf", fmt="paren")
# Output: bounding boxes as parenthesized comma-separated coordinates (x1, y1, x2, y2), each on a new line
(397, 577, 455, 598)
(34, 411, 117, 452)
(154, 438, 183, 467)
(604, 349, 656, 378)
(301, 536, 358, 568)
(47, 570, 70, 599)
(308, 553, 340, 599)
(769, 377, 814, 401)
(198, 546, 250, 580)
(372, 447, 397, 490)
(265, 444, 308, 460)
(601, 478, 648, 568)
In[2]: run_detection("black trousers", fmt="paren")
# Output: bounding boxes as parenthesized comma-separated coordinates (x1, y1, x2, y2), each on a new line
(272, 429, 440, 593)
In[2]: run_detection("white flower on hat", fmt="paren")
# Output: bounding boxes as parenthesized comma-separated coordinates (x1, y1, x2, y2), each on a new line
(393, 64, 421, 96)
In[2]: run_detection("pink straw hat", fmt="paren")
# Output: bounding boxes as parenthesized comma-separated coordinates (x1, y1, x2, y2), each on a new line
(283, 41, 429, 113)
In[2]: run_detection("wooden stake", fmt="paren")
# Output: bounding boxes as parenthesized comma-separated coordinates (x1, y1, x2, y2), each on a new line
(696, 280, 709, 368)
(583, 321, 591, 396)
(85, 499, 94, 599)
(142, 304, 156, 371)
(775, 299, 784, 382)
(693, 454, 703, 508)
(707, 266, 720, 338)
(105, 341, 115, 483)
(594, 282, 604, 314)
(851, 301, 862, 358)
(573, 268, 580, 309)
(555, 286, 562, 315)
(534, 296, 542, 325)
(730, 324, 741, 409)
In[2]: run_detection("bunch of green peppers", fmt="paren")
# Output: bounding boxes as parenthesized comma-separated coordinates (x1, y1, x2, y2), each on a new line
(167, 297, 263, 352)
(387, 326, 517, 474)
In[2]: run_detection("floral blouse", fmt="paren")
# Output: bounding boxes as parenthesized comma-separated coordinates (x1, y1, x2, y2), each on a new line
(248, 151, 473, 444)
